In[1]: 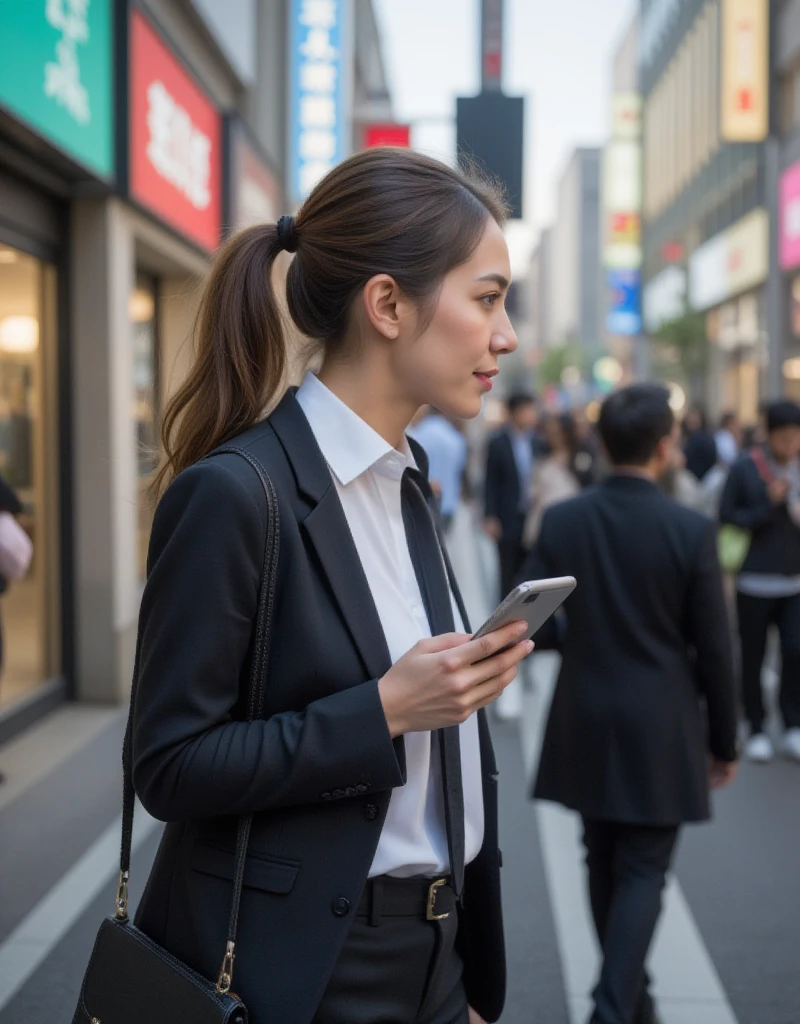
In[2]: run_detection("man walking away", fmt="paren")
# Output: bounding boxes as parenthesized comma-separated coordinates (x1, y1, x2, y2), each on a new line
(483, 392, 540, 601)
(719, 399, 800, 764)
(522, 384, 739, 1024)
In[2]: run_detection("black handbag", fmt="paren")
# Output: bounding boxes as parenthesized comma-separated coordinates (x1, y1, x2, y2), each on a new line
(73, 448, 280, 1024)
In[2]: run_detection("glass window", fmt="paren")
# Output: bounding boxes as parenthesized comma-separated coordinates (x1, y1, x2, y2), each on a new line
(0, 243, 60, 710)
(130, 273, 159, 581)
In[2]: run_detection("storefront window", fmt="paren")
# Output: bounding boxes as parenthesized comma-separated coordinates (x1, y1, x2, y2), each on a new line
(130, 273, 159, 581)
(0, 243, 60, 710)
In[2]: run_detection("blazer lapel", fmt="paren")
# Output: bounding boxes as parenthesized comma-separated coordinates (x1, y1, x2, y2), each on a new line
(269, 389, 393, 683)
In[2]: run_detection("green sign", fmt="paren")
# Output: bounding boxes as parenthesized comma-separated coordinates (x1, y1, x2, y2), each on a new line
(0, 0, 113, 178)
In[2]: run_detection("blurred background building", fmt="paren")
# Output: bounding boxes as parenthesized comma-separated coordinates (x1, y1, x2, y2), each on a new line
(0, 0, 392, 739)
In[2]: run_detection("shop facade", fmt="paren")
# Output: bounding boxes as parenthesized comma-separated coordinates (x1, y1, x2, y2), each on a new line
(0, 0, 114, 735)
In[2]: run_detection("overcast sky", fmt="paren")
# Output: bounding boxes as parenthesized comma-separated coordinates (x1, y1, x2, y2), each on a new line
(372, 0, 637, 271)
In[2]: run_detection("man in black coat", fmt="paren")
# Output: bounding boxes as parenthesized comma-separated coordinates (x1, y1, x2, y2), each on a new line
(521, 384, 739, 1024)
(483, 392, 541, 601)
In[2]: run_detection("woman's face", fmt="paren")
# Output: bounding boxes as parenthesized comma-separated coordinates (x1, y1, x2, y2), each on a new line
(393, 217, 517, 419)
(543, 418, 565, 451)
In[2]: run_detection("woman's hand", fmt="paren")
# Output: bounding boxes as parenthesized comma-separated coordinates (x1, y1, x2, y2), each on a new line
(378, 620, 533, 737)
(468, 1006, 487, 1024)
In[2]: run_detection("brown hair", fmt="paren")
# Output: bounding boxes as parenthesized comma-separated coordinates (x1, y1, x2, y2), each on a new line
(154, 147, 507, 494)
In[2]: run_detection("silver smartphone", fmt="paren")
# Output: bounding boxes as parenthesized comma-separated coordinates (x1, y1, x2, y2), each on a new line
(472, 576, 577, 653)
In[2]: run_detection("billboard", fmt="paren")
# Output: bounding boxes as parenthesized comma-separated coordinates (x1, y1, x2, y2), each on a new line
(606, 269, 642, 336)
(288, 0, 350, 205)
(364, 124, 411, 149)
(130, 10, 222, 252)
(780, 161, 800, 271)
(689, 207, 768, 311)
(0, 0, 113, 177)
(720, 0, 769, 142)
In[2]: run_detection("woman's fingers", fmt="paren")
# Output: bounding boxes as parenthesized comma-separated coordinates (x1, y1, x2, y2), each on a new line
(458, 620, 529, 666)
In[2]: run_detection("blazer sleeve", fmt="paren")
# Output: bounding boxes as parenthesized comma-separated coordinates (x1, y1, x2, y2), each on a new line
(719, 460, 774, 530)
(132, 460, 406, 823)
(685, 521, 739, 763)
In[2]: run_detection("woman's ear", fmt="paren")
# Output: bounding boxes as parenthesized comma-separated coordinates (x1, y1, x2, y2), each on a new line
(361, 274, 403, 340)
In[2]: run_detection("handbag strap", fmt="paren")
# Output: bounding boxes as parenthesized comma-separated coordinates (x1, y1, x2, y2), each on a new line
(117, 446, 280, 998)
(751, 447, 773, 485)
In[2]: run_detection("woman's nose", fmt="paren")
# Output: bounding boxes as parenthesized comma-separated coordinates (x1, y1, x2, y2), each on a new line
(491, 313, 518, 354)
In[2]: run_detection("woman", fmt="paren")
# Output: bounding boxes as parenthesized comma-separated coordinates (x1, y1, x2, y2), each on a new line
(131, 149, 532, 1024)
(522, 413, 581, 548)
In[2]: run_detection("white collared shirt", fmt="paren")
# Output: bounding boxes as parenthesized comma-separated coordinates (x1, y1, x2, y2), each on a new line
(296, 372, 484, 878)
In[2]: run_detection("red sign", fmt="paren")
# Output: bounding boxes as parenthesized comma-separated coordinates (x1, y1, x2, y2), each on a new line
(364, 124, 411, 149)
(130, 11, 222, 252)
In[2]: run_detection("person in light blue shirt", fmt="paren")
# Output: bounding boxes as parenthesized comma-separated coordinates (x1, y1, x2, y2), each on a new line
(408, 408, 468, 532)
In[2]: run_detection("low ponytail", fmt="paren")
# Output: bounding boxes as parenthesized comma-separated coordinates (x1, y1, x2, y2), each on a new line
(153, 224, 287, 496)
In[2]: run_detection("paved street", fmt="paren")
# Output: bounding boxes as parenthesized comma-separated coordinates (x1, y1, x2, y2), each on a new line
(0, 503, 798, 1023)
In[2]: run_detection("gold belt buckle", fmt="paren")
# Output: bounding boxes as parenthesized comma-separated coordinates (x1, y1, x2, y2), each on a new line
(426, 878, 450, 921)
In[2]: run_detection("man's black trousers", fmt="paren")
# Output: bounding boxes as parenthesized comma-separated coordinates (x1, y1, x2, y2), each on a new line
(582, 819, 680, 1024)
(736, 590, 800, 734)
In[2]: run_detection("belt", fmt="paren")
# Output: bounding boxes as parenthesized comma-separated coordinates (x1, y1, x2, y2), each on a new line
(357, 875, 457, 926)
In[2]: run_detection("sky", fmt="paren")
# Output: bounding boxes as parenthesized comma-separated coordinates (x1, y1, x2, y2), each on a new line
(372, 0, 637, 272)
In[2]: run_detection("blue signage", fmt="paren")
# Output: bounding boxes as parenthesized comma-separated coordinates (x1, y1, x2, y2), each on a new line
(606, 269, 642, 336)
(288, 0, 349, 205)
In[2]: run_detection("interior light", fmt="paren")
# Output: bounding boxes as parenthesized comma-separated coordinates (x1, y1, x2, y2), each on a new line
(0, 315, 39, 353)
(783, 358, 800, 381)
(129, 289, 155, 323)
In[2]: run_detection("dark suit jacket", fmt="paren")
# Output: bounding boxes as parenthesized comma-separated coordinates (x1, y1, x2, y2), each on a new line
(484, 429, 540, 541)
(132, 389, 505, 1024)
(522, 475, 738, 825)
(719, 451, 800, 575)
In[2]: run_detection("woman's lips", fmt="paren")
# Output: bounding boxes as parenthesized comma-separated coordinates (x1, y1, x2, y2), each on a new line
(474, 373, 494, 391)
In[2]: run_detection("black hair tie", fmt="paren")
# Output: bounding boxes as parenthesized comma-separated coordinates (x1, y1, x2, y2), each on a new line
(276, 215, 297, 253)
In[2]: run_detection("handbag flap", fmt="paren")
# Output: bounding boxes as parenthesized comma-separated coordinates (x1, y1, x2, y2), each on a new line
(78, 918, 247, 1024)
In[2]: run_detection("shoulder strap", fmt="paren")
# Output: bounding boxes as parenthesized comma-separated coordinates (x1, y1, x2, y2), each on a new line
(117, 446, 280, 998)
(751, 447, 773, 485)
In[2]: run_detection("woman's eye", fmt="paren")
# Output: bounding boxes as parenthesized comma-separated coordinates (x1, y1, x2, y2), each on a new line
(481, 293, 500, 308)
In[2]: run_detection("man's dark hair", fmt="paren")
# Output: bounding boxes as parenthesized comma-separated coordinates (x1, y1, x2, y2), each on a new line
(719, 411, 737, 430)
(766, 400, 800, 433)
(598, 384, 675, 466)
(507, 392, 537, 415)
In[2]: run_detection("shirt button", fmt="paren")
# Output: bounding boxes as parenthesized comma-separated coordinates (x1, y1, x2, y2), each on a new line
(332, 897, 351, 917)
(364, 803, 379, 821)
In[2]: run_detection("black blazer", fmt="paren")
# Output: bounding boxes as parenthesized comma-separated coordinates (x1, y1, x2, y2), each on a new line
(719, 451, 800, 576)
(132, 389, 505, 1024)
(522, 475, 738, 825)
(484, 430, 540, 540)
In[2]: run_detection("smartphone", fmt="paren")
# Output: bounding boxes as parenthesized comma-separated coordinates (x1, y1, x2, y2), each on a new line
(472, 577, 577, 653)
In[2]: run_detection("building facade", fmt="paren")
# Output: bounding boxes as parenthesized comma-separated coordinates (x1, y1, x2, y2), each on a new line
(0, 0, 390, 739)
(640, 0, 770, 421)
(548, 148, 602, 352)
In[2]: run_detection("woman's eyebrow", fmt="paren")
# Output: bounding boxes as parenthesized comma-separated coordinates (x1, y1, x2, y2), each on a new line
(476, 273, 510, 290)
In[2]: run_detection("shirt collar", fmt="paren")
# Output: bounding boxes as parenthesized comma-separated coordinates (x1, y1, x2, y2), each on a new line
(295, 371, 417, 485)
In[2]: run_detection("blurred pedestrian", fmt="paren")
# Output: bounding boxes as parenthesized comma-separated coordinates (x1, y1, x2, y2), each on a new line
(408, 406, 468, 534)
(572, 406, 602, 488)
(0, 469, 31, 785)
(123, 149, 526, 1024)
(483, 392, 540, 601)
(682, 405, 717, 482)
(719, 399, 800, 764)
(522, 384, 738, 1024)
(522, 413, 581, 548)
(715, 411, 741, 469)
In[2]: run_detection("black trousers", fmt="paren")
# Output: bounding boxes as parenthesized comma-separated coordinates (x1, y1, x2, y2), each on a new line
(737, 590, 800, 734)
(582, 819, 680, 1024)
(312, 877, 469, 1024)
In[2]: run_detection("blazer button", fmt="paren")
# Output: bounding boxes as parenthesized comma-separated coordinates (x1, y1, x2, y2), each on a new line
(332, 788, 344, 799)
(345, 786, 356, 797)
(332, 897, 351, 917)
(356, 784, 368, 794)
(364, 803, 379, 821)
(321, 792, 332, 801)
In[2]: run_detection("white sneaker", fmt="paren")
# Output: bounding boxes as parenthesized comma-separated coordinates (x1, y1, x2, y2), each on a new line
(745, 733, 774, 763)
(781, 728, 800, 762)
